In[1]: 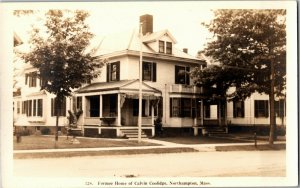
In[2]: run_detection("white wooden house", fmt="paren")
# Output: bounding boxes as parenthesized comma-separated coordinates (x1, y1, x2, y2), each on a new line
(13, 14, 285, 137)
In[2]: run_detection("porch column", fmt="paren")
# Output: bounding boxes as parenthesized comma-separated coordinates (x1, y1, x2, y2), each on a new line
(99, 95, 103, 118)
(151, 102, 155, 137)
(117, 93, 121, 126)
(193, 98, 198, 136)
(82, 96, 86, 125)
(82, 95, 86, 136)
(99, 94, 102, 134)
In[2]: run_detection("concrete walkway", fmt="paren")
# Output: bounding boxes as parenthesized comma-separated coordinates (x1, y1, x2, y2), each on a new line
(13, 138, 285, 154)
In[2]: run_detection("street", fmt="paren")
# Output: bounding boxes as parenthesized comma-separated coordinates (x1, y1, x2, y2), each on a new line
(14, 150, 285, 177)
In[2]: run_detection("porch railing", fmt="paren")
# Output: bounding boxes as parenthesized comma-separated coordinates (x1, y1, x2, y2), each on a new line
(142, 117, 153, 126)
(170, 84, 202, 93)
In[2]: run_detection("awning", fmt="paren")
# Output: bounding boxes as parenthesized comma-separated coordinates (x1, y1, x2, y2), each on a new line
(125, 93, 160, 100)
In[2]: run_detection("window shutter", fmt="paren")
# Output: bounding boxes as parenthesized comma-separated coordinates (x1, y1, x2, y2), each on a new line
(241, 101, 245, 117)
(106, 64, 110, 82)
(170, 98, 173, 117)
(233, 101, 236, 118)
(175, 66, 179, 84)
(142, 62, 145, 81)
(186, 67, 190, 85)
(254, 100, 258, 117)
(152, 62, 156, 82)
(265, 100, 269, 117)
(116, 61, 120, 81)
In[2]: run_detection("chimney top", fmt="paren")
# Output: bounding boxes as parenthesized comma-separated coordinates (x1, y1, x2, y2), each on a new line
(140, 14, 153, 35)
(183, 48, 188, 53)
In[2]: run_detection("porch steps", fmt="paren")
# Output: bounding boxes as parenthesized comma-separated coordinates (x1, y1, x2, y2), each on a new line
(203, 126, 228, 136)
(121, 129, 148, 139)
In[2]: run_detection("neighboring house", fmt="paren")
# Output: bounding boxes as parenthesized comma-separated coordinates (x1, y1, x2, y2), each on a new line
(13, 14, 286, 138)
(198, 53, 286, 134)
(226, 91, 286, 133)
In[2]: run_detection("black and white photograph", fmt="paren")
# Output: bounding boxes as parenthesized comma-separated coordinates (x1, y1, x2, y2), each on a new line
(0, 1, 298, 187)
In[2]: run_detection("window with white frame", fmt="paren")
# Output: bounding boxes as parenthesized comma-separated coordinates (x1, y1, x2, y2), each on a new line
(254, 100, 269, 118)
(233, 101, 245, 118)
(170, 98, 196, 118)
(175, 65, 190, 85)
(166, 42, 172, 54)
(25, 72, 37, 87)
(107, 62, 120, 82)
(159, 40, 165, 53)
(22, 99, 43, 117)
(142, 61, 156, 82)
(51, 97, 66, 117)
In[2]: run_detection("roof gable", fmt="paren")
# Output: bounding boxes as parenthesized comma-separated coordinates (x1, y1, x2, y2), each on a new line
(142, 29, 177, 44)
(76, 79, 161, 94)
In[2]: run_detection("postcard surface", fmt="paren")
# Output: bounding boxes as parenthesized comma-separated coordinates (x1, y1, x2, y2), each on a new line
(0, 1, 298, 188)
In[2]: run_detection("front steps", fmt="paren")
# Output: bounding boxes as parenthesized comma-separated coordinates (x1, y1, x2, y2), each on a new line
(121, 129, 148, 139)
(201, 126, 228, 136)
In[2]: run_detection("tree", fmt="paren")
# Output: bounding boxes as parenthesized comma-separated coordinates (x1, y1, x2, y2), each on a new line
(191, 10, 286, 144)
(22, 10, 103, 141)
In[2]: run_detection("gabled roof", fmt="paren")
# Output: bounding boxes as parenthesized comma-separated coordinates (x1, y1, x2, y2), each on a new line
(142, 29, 177, 44)
(76, 79, 162, 94)
(91, 29, 202, 62)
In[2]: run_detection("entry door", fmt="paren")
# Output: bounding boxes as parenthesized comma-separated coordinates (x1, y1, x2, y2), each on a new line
(89, 96, 100, 117)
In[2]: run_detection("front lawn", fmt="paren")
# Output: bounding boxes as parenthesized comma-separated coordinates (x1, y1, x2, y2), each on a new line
(14, 135, 160, 150)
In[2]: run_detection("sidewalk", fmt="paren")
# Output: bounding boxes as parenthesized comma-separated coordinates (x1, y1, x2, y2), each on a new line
(14, 138, 286, 154)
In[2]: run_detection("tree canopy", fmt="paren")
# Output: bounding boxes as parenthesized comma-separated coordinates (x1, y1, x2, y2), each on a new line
(21, 10, 103, 141)
(22, 10, 102, 97)
(191, 9, 286, 101)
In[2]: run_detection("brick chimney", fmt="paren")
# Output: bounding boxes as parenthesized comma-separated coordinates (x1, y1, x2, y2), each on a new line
(183, 48, 188, 53)
(140, 14, 153, 35)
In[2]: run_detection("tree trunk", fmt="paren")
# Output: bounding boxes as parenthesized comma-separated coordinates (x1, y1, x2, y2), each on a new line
(55, 95, 61, 142)
(269, 60, 275, 145)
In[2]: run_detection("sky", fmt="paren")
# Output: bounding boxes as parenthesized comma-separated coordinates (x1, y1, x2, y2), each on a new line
(11, 1, 293, 57)
(12, 2, 216, 57)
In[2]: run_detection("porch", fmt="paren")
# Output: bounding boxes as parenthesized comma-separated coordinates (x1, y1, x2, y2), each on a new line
(75, 80, 162, 138)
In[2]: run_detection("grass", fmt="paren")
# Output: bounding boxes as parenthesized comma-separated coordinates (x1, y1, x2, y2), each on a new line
(14, 147, 198, 159)
(215, 143, 286, 151)
(155, 135, 252, 145)
(14, 135, 160, 150)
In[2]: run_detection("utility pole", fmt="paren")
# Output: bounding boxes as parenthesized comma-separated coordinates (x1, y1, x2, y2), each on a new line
(138, 23, 143, 143)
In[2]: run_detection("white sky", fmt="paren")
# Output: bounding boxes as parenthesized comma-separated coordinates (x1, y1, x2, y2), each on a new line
(11, 1, 293, 56)
(12, 2, 217, 56)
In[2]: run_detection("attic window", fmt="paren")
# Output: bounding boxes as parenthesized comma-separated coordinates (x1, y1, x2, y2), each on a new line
(159, 40, 165, 53)
(166, 42, 172, 54)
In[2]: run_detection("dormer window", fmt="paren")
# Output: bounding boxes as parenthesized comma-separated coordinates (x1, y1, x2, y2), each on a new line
(159, 40, 165, 53)
(159, 40, 172, 54)
(166, 42, 172, 54)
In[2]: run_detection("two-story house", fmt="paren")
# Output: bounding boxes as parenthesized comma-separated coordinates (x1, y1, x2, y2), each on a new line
(13, 14, 211, 138)
(74, 14, 207, 137)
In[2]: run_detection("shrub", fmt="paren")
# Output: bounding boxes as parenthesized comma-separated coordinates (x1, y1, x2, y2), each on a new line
(18, 129, 31, 136)
(41, 127, 51, 135)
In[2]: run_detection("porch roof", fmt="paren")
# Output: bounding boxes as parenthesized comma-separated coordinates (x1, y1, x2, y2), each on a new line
(75, 79, 162, 94)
